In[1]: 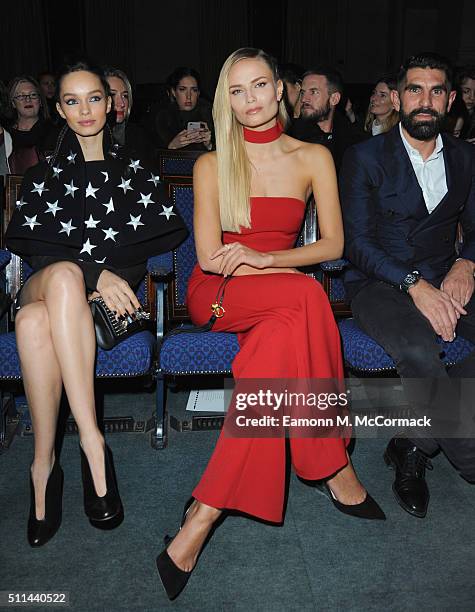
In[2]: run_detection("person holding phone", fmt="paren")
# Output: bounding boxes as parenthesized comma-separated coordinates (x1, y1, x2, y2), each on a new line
(154, 67, 214, 151)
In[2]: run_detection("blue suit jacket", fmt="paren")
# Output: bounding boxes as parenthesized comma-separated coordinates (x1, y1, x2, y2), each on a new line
(340, 125, 475, 300)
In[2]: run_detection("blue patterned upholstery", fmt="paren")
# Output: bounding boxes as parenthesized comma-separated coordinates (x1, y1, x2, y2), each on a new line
(172, 186, 197, 306)
(147, 252, 173, 276)
(162, 157, 198, 177)
(329, 277, 346, 302)
(0, 250, 11, 269)
(0, 331, 155, 380)
(160, 330, 239, 374)
(338, 318, 475, 372)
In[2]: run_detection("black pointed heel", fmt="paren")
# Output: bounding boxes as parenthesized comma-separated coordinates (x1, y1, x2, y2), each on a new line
(156, 498, 196, 600)
(80, 443, 123, 529)
(28, 460, 64, 547)
(316, 482, 386, 520)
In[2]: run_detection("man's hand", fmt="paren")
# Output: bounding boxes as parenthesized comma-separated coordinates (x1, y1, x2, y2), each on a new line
(94, 270, 140, 317)
(440, 258, 475, 306)
(409, 279, 466, 341)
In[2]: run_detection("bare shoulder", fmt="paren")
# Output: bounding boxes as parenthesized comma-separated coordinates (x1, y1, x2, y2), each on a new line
(193, 151, 217, 178)
(281, 134, 332, 165)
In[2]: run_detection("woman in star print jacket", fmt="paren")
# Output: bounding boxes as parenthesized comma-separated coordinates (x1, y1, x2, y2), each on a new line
(5, 61, 187, 547)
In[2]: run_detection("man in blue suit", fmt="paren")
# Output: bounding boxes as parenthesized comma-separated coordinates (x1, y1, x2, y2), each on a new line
(340, 53, 475, 518)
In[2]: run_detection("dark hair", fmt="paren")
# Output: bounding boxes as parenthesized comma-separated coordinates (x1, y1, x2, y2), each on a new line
(375, 73, 397, 92)
(55, 60, 111, 102)
(397, 52, 453, 92)
(457, 65, 475, 87)
(302, 65, 344, 95)
(45, 61, 124, 184)
(167, 67, 202, 92)
(279, 63, 304, 85)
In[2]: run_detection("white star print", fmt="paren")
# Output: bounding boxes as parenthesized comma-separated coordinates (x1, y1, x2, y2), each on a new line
(102, 197, 115, 214)
(102, 227, 119, 242)
(59, 219, 78, 236)
(101, 171, 109, 182)
(117, 177, 133, 193)
(85, 182, 99, 198)
(126, 214, 144, 231)
(31, 182, 48, 196)
(67, 151, 77, 164)
(22, 215, 41, 230)
(64, 180, 79, 197)
(16, 197, 28, 210)
(137, 193, 154, 209)
(159, 205, 176, 220)
(45, 200, 63, 217)
(128, 159, 143, 173)
(95, 257, 107, 264)
(147, 173, 160, 187)
(80, 238, 97, 255)
(52, 166, 63, 179)
(84, 214, 100, 229)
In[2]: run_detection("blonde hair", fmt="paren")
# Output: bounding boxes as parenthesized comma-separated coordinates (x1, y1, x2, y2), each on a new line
(104, 68, 133, 122)
(213, 48, 288, 232)
(364, 76, 399, 134)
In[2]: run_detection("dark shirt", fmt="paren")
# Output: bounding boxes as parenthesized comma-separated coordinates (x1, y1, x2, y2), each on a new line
(290, 111, 368, 173)
(154, 100, 214, 151)
(112, 121, 156, 167)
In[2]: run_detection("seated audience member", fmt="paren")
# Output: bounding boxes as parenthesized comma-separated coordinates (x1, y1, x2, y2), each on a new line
(442, 93, 466, 138)
(0, 81, 12, 180)
(279, 62, 304, 118)
(38, 71, 61, 125)
(458, 66, 475, 141)
(364, 75, 399, 135)
(7, 75, 57, 174)
(104, 67, 155, 163)
(341, 52, 475, 519)
(154, 67, 214, 151)
(291, 66, 366, 172)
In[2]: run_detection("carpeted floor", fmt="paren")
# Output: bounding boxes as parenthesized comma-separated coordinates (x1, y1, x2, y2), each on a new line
(1, 390, 475, 612)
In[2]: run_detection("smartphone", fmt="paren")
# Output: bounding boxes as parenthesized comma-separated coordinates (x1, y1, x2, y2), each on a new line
(187, 121, 206, 131)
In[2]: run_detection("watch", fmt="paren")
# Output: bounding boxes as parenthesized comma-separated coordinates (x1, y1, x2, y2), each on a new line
(400, 270, 421, 293)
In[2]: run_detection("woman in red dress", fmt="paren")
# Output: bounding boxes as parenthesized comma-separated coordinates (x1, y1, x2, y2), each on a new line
(156, 48, 385, 600)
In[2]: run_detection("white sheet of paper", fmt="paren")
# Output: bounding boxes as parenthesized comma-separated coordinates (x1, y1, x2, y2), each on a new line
(186, 389, 229, 413)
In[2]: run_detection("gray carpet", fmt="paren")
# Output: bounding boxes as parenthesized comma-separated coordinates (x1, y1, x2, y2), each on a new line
(1, 390, 475, 612)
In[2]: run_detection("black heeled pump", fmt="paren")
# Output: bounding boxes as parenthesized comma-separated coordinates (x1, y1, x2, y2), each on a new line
(316, 482, 386, 520)
(28, 460, 64, 547)
(156, 498, 196, 601)
(80, 443, 123, 529)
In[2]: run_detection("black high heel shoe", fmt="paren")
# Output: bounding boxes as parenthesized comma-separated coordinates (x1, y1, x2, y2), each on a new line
(315, 482, 386, 520)
(80, 443, 123, 529)
(28, 460, 64, 547)
(156, 498, 197, 601)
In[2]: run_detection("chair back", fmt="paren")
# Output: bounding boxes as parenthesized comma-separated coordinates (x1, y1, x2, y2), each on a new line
(157, 150, 206, 183)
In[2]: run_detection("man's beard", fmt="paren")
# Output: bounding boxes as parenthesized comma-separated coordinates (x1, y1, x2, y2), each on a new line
(301, 99, 331, 123)
(400, 106, 445, 140)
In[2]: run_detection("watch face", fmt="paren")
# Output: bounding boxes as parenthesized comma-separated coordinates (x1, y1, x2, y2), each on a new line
(406, 273, 418, 285)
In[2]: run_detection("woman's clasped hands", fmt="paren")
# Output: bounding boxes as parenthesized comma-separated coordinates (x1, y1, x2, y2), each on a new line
(211, 242, 300, 277)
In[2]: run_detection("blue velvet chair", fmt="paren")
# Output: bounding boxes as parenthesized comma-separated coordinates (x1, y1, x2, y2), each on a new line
(0, 248, 172, 452)
(320, 261, 475, 373)
(157, 150, 205, 183)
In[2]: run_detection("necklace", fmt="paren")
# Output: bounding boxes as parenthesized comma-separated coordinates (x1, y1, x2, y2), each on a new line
(243, 122, 283, 143)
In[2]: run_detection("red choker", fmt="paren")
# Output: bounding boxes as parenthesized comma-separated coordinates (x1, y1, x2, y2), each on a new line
(243, 122, 283, 143)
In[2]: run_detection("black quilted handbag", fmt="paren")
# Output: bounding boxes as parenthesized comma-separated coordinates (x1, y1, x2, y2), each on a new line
(89, 296, 150, 350)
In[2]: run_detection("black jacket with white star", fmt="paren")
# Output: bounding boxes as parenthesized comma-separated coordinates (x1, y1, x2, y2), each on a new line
(5, 128, 188, 290)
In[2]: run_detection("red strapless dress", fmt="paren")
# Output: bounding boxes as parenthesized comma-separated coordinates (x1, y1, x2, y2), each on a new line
(186, 197, 348, 523)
